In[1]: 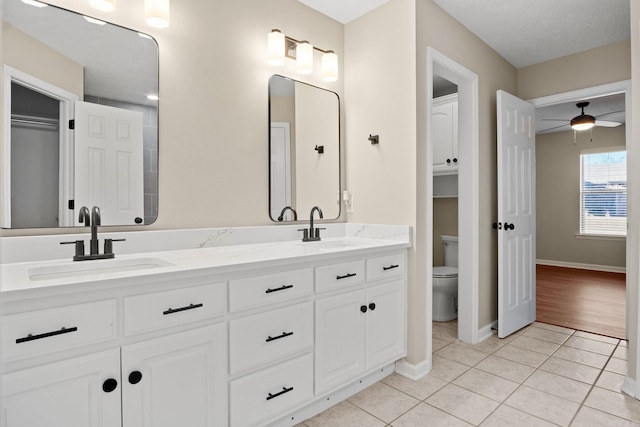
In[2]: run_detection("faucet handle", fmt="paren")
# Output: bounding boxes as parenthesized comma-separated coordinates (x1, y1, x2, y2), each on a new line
(61, 240, 85, 259)
(315, 227, 326, 239)
(297, 228, 309, 241)
(104, 238, 126, 255)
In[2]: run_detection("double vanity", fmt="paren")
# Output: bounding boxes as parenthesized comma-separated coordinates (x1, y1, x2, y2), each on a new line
(0, 224, 411, 427)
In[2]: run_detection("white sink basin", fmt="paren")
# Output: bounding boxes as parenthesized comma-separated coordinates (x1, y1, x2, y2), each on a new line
(296, 240, 363, 250)
(28, 257, 173, 281)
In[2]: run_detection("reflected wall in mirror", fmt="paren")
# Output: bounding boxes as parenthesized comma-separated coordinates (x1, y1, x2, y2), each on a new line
(269, 75, 340, 222)
(2, 0, 159, 228)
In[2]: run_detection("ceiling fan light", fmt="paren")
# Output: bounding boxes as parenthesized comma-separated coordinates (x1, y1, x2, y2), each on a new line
(571, 114, 595, 131)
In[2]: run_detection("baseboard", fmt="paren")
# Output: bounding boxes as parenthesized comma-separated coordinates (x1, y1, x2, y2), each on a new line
(536, 259, 626, 274)
(478, 321, 498, 342)
(395, 357, 431, 380)
(622, 376, 640, 399)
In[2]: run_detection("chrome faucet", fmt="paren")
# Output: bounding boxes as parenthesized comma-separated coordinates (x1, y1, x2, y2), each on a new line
(61, 205, 125, 261)
(277, 206, 298, 222)
(299, 206, 324, 242)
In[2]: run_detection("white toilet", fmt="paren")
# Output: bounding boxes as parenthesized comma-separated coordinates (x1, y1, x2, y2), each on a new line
(433, 235, 458, 321)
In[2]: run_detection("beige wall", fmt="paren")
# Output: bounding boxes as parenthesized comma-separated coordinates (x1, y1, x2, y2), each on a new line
(1, 0, 344, 237)
(536, 126, 626, 268)
(433, 198, 458, 266)
(518, 40, 631, 100)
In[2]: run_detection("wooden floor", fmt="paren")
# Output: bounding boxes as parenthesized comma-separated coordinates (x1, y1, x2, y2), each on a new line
(536, 265, 626, 339)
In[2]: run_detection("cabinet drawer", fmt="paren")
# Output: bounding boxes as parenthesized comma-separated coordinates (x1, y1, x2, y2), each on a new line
(229, 302, 313, 374)
(124, 282, 226, 336)
(315, 260, 365, 293)
(229, 268, 313, 312)
(230, 353, 313, 427)
(366, 253, 405, 282)
(1, 300, 117, 362)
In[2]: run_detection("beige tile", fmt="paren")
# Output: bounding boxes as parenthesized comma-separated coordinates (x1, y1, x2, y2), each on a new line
(539, 356, 601, 384)
(433, 337, 451, 352)
(435, 343, 490, 366)
(347, 382, 419, 424)
(494, 344, 549, 368)
(596, 371, 626, 393)
(475, 355, 535, 383)
(391, 402, 473, 427)
(504, 385, 580, 426)
(553, 346, 609, 369)
(382, 372, 448, 401)
(573, 330, 620, 345)
(430, 355, 471, 382)
(605, 357, 628, 376)
(440, 319, 459, 331)
(303, 401, 386, 427)
(452, 368, 519, 402)
(510, 336, 561, 355)
(621, 340, 629, 347)
(565, 336, 616, 356)
(426, 384, 499, 426)
(584, 387, 640, 423)
(481, 405, 557, 427)
(514, 323, 535, 335)
(458, 334, 510, 354)
(614, 345, 629, 360)
(533, 322, 575, 335)
(433, 324, 459, 342)
(523, 370, 591, 404)
(571, 406, 640, 427)
(524, 326, 571, 344)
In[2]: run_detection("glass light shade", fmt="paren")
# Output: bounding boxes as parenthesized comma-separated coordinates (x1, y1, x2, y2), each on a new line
(296, 41, 313, 75)
(267, 30, 285, 66)
(145, 0, 170, 29)
(321, 51, 338, 82)
(88, 0, 115, 12)
(83, 15, 106, 25)
(571, 115, 595, 131)
(21, 0, 48, 7)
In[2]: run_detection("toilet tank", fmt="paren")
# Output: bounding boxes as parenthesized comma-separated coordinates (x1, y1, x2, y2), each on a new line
(441, 235, 458, 267)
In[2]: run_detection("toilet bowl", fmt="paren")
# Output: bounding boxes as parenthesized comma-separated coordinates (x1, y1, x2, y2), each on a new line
(432, 235, 458, 322)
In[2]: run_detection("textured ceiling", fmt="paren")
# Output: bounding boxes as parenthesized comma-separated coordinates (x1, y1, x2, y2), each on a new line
(297, 0, 391, 24)
(432, 0, 630, 68)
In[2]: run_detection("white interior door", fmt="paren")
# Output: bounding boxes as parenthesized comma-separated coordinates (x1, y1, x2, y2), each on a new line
(270, 122, 292, 220)
(74, 101, 144, 225)
(497, 90, 536, 338)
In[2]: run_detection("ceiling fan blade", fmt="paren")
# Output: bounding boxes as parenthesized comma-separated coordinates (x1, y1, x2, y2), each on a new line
(595, 120, 622, 127)
(538, 123, 569, 133)
(540, 118, 570, 122)
(595, 110, 625, 119)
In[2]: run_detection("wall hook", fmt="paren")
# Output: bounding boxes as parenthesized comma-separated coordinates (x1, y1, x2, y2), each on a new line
(368, 134, 379, 145)
(315, 145, 324, 154)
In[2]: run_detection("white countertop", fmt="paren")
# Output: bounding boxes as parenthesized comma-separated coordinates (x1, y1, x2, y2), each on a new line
(1, 236, 411, 300)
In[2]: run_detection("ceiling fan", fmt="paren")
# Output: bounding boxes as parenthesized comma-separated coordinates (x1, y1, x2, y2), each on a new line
(542, 101, 623, 132)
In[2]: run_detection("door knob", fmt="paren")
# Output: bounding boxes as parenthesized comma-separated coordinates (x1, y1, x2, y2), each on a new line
(504, 223, 515, 230)
(492, 222, 502, 230)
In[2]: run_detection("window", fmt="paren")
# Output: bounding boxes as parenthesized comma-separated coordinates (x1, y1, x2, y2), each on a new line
(579, 148, 627, 236)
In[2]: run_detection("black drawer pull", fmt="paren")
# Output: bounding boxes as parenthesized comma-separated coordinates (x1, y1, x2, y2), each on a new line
(266, 331, 294, 343)
(336, 273, 357, 280)
(265, 284, 293, 294)
(163, 303, 203, 316)
(383, 264, 399, 271)
(266, 386, 294, 401)
(16, 326, 78, 344)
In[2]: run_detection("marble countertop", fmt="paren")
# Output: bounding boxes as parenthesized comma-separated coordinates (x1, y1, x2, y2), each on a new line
(0, 235, 411, 300)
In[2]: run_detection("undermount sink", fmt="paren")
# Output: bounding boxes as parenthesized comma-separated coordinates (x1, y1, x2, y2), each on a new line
(297, 240, 363, 250)
(28, 257, 174, 281)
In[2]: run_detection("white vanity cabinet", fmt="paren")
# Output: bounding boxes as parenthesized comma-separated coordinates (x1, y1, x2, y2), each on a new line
(432, 93, 459, 174)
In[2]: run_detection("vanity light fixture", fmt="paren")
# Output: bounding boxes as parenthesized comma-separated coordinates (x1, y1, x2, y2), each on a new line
(145, 0, 170, 29)
(21, 0, 48, 7)
(267, 29, 339, 80)
(147, 94, 159, 101)
(83, 15, 107, 25)
(88, 0, 115, 12)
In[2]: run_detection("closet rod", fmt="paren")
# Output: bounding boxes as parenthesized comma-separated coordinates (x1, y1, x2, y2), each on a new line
(11, 114, 59, 128)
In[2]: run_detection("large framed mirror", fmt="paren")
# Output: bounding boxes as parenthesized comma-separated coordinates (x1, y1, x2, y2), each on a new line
(2, 0, 159, 228)
(269, 75, 340, 222)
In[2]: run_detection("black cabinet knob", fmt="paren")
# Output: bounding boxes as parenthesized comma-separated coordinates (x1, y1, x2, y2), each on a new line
(368, 303, 376, 311)
(453, 158, 458, 163)
(102, 378, 118, 393)
(360, 305, 368, 313)
(128, 371, 143, 385)
(446, 159, 451, 164)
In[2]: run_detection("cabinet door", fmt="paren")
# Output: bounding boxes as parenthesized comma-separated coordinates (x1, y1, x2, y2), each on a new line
(1, 349, 121, 427)
(451, 100, 459, 170)
(432, 102, 454, 172)
(121, 324, 227, 427)
(314, 289, 366, 394)
(365, 280, 406, 370)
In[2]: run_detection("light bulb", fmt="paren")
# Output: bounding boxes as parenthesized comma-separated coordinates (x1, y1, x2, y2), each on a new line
(145, 0, 170, 29)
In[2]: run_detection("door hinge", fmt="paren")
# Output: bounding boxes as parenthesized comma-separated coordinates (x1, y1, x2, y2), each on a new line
(68, 200, 75, 210)
(68, 119, 75, 129)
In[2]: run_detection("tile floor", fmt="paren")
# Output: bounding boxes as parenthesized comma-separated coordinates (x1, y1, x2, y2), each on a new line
(297, 321, 640, 426)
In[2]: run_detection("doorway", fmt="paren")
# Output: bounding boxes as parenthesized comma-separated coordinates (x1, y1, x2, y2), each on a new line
(426, 47, 480, 360)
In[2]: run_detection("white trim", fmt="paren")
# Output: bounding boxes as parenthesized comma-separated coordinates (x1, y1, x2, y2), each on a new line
(537, 259, 626, 274)
(394, 358, 430, 381)
(427, 47, 480, 347)
(622, 376, 640, 399)
(575, 233, 626, 241)
(478, 321, 498, 342)
(3, 66, 78, 228)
